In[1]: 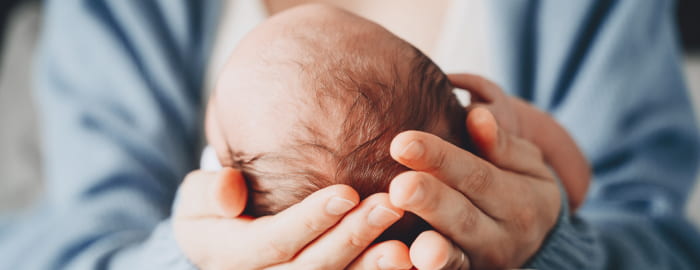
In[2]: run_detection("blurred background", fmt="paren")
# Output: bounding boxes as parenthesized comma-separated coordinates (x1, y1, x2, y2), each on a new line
(0, 0, 699, 227)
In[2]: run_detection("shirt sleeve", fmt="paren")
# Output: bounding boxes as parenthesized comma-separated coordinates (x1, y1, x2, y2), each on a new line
(491, 0, 700, 269)
(0, 0, 219, 268)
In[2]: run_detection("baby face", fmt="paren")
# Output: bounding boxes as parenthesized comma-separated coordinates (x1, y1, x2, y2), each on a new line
(206, 4, 465, 243)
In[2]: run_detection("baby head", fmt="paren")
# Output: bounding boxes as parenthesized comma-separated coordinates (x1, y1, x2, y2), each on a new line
(206, 4, 466, 241)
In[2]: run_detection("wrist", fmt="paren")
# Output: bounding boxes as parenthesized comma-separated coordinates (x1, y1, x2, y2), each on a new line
(522, 175, 599, 269)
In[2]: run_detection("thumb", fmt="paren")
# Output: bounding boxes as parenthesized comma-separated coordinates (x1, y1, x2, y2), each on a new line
(176, 168, 248, 218)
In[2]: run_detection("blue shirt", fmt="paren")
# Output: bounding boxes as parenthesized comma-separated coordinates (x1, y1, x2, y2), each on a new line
(1, 0, 699, 269)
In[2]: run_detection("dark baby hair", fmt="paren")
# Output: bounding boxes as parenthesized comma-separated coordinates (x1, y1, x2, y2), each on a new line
(227, 44, 467, 218)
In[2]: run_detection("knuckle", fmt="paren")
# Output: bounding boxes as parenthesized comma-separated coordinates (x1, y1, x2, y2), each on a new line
(301, 215, 325, 235)
(457, 208, 479, 235)
(512, 206, 536, 233)
(415, 194, 438, 213)
(426, 147, 449, 173)
(461, 164, 492, 194)
(263, 241, 294, 262)
(345, 230, 371, 250)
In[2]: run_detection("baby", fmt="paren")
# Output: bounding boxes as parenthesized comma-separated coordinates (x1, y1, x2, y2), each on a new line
(205, 4, 589, 243)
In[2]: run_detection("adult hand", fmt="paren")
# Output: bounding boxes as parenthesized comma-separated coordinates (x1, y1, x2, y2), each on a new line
(388, 107, 561, 269)
(448, 73, 590, 211)
(173, 168, 413, 270)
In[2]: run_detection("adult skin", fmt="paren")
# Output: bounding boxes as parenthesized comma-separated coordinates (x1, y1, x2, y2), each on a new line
(14, 1, 694, 269)
(174, 74, 562, 269)
(174, 83, 412, 269)
(387, 74, 562, 269)
(178, 1, 562, 268)
(174, 168, 412, 269)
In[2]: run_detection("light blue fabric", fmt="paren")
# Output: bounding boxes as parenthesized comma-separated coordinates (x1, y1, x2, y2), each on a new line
(0, 0, 698, 269)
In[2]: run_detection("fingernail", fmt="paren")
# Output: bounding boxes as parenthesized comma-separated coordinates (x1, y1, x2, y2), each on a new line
(377, 257, 400, 270)
(326, 196, 356, 215)
(400, 141, 424, 160)
(368, 206, 401, 227)
(406, 182, 424, 206)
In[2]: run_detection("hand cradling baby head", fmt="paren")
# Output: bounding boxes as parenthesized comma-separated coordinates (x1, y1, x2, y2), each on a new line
(206, 4, 466, 243)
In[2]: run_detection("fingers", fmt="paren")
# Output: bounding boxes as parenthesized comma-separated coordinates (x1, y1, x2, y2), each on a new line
(466, 107, 550, 179)
(508, 97, 591, 210)
(390, 130, 509, 211)
(253, 184, 360, 265)
(389, 171, 498, 252)
(176, 183, 361, 269)
(347, 240, 413, 270)
(451, 73, 520, 134)
(173, 168, 251, 268)
(176, 168, 248, 218)
(289, 193, 403, 269)
(447, 73, 504, 103)
(410, 231, 469, 270)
